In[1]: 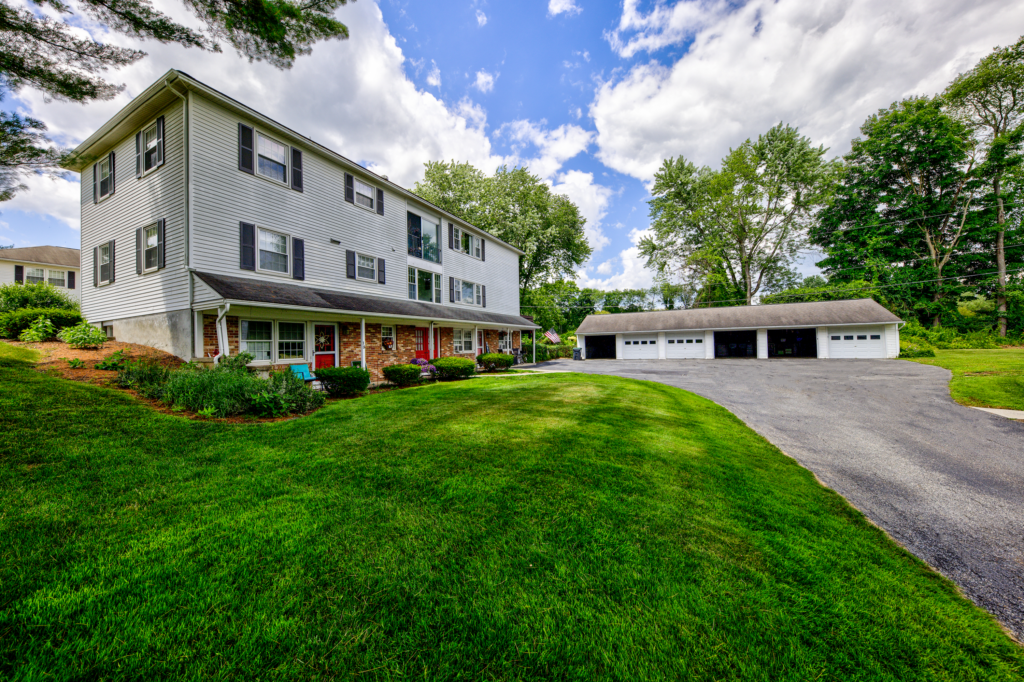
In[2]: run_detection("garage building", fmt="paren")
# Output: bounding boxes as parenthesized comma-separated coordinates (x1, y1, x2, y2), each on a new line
(576, 298, 902, 360)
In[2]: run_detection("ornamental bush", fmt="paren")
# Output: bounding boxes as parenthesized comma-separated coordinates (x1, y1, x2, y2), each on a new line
(0, 282, 79, 313)
(477, 353, 514, 371)
(57, 321, 107, 349)
(383, 363, 423, 386)
(315, 366, 371, 397)
(117, 358, 171, 399)
(163, 365, 267, 416)
(429, 356, 475, 380)
(0, 307, 83, 338)
(19, 316, 57, 342)
(899, 340, 936, 358)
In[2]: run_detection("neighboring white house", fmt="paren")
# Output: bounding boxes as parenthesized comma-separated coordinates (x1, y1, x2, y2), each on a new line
(576, 298, 903, 360)
(64, 69, 536, 380)
(0, 246, 81, 301)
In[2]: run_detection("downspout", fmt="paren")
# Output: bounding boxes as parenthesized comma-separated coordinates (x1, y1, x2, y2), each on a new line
(213, 303, 230, 365)
(360, 318, 366, 369)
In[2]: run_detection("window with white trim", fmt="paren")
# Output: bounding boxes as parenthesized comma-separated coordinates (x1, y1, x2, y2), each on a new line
(258, 228, 289, 274)
(97, 157, 113, 199)
(408, 267, 442, 303)
(98, 243, 112, 284)
(257, 132, 288, 184)
(499, 333, 510, 351)
(25, 267, 44, 284)
(453, 278, 482, 306)
(453, 227, 481, 259)
(241, 320, 273, 362)
(47, 270, 65, 287)
(143, 224, 159, 271)
(142, 121, 160, 174)
(453, 328, 474, 353)
(356, 253, 376, 281)
(381, 325, 395, 350)
(355, 179, 375, 210)
(277, 322, 305, 360)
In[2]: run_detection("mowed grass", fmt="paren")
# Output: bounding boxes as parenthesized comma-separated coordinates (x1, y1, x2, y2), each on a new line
(907, 348, 1024, 411)
(1, 345, 1021, 681)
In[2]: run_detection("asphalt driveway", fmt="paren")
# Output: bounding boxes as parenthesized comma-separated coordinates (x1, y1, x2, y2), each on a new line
(536, 358, 1024, 639)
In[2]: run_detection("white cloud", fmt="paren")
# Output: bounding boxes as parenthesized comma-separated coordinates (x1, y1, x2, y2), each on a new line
(3, 174, 82, 231)
(476, 10, 487, 26)
(473, 70, 496, 93)
(499, 119, 594, 178)
(596, 259, 613, 275)
(576, 228, 655, 291)
(592, 0, 1024, 183)
(550, 170, 612, 253)
(548, 0, 582, 17)
(426, 60, 442, 88)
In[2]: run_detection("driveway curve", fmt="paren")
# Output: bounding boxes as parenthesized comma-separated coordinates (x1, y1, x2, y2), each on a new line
(536, 358, 1024, 639)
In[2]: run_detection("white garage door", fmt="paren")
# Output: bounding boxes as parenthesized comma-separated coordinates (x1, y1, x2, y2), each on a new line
(666, 335, 705, 359)
(623, 335, 660, 359)
(828, 327, 885, 358)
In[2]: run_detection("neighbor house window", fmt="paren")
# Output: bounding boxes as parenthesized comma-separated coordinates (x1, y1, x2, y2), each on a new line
(355, 179, 375, 210)
(97, 157, 113, 199)
(408, 267, 441, 303)
(142, 121, 160, 173)
(277, 322, 305, 360)
(47, 270, 65, 287)
(241, 320, 272, 362)
(143, 224, 160, 271)
(257, 132, 288, 184)
(381, 325, 395, 350)
(98, 244, 112, 284)
(258, 228, 289, 274)
(356, 254, 376, 281)
(25, 267, 44, 284)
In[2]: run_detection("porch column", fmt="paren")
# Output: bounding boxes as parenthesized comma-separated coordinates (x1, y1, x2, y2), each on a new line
(474, 325, 478, 356)
(360, 318, 366, 368)
(532, 331, 536, 364)
(429, 321, 434, 358)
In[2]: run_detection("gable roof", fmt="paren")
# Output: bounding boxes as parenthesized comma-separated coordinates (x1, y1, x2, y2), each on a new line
(576, 298, 902, 334)
(64, 69, 526, 257)
(0, 246, 80, 268)
(194, 271, 539, 328)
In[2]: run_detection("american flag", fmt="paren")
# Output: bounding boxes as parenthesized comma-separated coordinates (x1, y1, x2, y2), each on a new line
(544, 329, 561, 344)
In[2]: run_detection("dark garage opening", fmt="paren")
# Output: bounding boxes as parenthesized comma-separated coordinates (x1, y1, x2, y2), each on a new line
(768, 328, 817, 358)
(714, 330, 757, 358)
(584, 335, 617, 359)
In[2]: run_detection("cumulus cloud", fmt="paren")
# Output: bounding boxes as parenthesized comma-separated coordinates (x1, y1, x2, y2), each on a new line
(474, 70, 496, 93)
(3, 174, 82, 231)
(593, 0, 1024, 183)
(426, 60, 442, 88)
(576, 228, 655, 291)
(499, 119, 594, 178)
(548, 0, 582, 17)
(476, 9, 487, 26)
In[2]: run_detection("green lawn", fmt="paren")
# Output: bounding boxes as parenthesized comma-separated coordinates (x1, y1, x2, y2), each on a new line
(1, 344, 1021, 680)
(906, 348, 1024, 412)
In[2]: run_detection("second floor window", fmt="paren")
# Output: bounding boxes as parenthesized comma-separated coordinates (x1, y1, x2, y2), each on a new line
(26, 267, 44, 284)
(143, 224, 159, 271)
(257, 133, 288, 184)
(98, 157, 113, 199)
(356, 254, 376, 281)
(408, 267, 441, 303)
(143, 122, 160, 173)
(453, 227, 481, 258)
(355, 179, 375, 210)
(258, 228, 289, 273)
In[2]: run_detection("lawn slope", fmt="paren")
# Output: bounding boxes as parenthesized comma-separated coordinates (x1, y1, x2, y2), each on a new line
(907, 348, 1024, 411)
(1, 348, 1021, 680)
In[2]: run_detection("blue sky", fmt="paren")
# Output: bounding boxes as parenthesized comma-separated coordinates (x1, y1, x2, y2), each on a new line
(3, 0, 1023, 290)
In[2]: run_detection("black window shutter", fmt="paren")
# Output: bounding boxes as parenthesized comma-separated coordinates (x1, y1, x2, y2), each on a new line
(135, 132, 143, 178)
(482, 285, 486, 308)
(344, 173, 354, 203)
(448, 222, 455, 250)
(93, 164, 98, 203)
(376, 188, 384, 216)
(67, 271, 75, 289)
(239, 222, 256, 270)
(109, 239, 115, 283)
(481, 239, 485, 262)
(238, 123, 255, 174)
(346, 249, 356, 279)
(377, 258, 385, 284)
(292, 237, 305, 280)
(93, 246, 99, 287)
(109, 152, 115, 195)
(291, 148, 303, 192)
(14, 264, 23, 284)
(156, 116, 164, 167)
(449, 277, 454, 303)
(136, 227, 143, 274)
(158, 218, 166, 269)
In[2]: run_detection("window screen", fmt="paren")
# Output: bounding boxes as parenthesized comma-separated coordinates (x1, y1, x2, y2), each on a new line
(241, 320, 272, 361)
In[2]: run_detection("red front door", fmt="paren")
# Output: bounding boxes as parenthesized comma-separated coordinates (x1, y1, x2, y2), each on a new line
(415, 327, 429, 361)
(314, 324, 336, 370)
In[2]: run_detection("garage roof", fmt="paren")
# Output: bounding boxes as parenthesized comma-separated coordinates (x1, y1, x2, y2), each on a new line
(576, 298, 901, 334)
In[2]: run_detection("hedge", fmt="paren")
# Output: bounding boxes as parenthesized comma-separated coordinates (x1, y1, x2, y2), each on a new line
(899, 340, 936, 358)
(315, 366, 371, 396)
(0, 308, 84, 339)
(477, 353, 514, 371)
(383, 363, 423, 386)
(429, 356, 476, 380)
(0, 282, 79, 313)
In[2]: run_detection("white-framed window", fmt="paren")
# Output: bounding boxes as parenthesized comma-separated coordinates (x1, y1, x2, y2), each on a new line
(381, 325, 395, 350)
(453, 227, 481, 259)
(258, 228, 289, 274)
(143, 223, 160, 272)
(356, 253, 376, 281)
(97, 157, 113, 199)
(408, 267, 442, 303)
(25, 267, 44, 284)
(499, 333, 510, 351)
(142, 121, 160, 174)
(241, 320, 273, 362)
(354, 179, 375, 210)
(47, 270, 65, 287)
(257, 132, 288, 184)
(453, 278, 481, 306)
(98, 243, 112, 285)
(277, 321, 305, 360)
(453, 328, 474, 353)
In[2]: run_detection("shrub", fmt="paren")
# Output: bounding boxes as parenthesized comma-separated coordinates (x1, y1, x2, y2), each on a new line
(0, 307, 83, 338)
(217, 352, 255, 372)
(95, 350, 128, 371)
(521, 342, 548, 362)
(429, 356, 475, 380)
(315, 366, 371, 397)
(477, 353, 514, 371)
(66, 358, 85, 369)
(267, 369, 326, 413)
(383, 363, 423, 386)
(117, 358, 171, 399)
(163, 365, 266, 417)
(0, 282, 79, 313)
(899, 340, 936, 358)
(57, 321, 107, 349)
(19, 315, 57, 342)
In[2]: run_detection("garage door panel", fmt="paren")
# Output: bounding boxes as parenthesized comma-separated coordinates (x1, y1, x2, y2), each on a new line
(666, 335, 705, 359)
(623, 335, 659, 359)
(828, 327, 885, 358)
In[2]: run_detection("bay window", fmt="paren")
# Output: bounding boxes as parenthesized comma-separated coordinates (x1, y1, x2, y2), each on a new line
(241, 320, 272, 361)
(277, 322, 305, 360)
(257, 132, 288, 184)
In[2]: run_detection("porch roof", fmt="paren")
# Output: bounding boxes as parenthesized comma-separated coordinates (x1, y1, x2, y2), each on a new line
(194, 271, 539, 329)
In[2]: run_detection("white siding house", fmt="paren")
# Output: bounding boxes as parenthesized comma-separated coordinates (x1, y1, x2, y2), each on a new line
(0, 246, 81, 301)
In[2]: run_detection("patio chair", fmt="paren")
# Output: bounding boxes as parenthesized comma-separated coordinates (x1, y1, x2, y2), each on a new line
(290, 363, 323, 391)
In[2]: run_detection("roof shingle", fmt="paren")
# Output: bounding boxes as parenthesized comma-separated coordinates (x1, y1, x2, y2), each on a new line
(0, 246, 80, 268)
